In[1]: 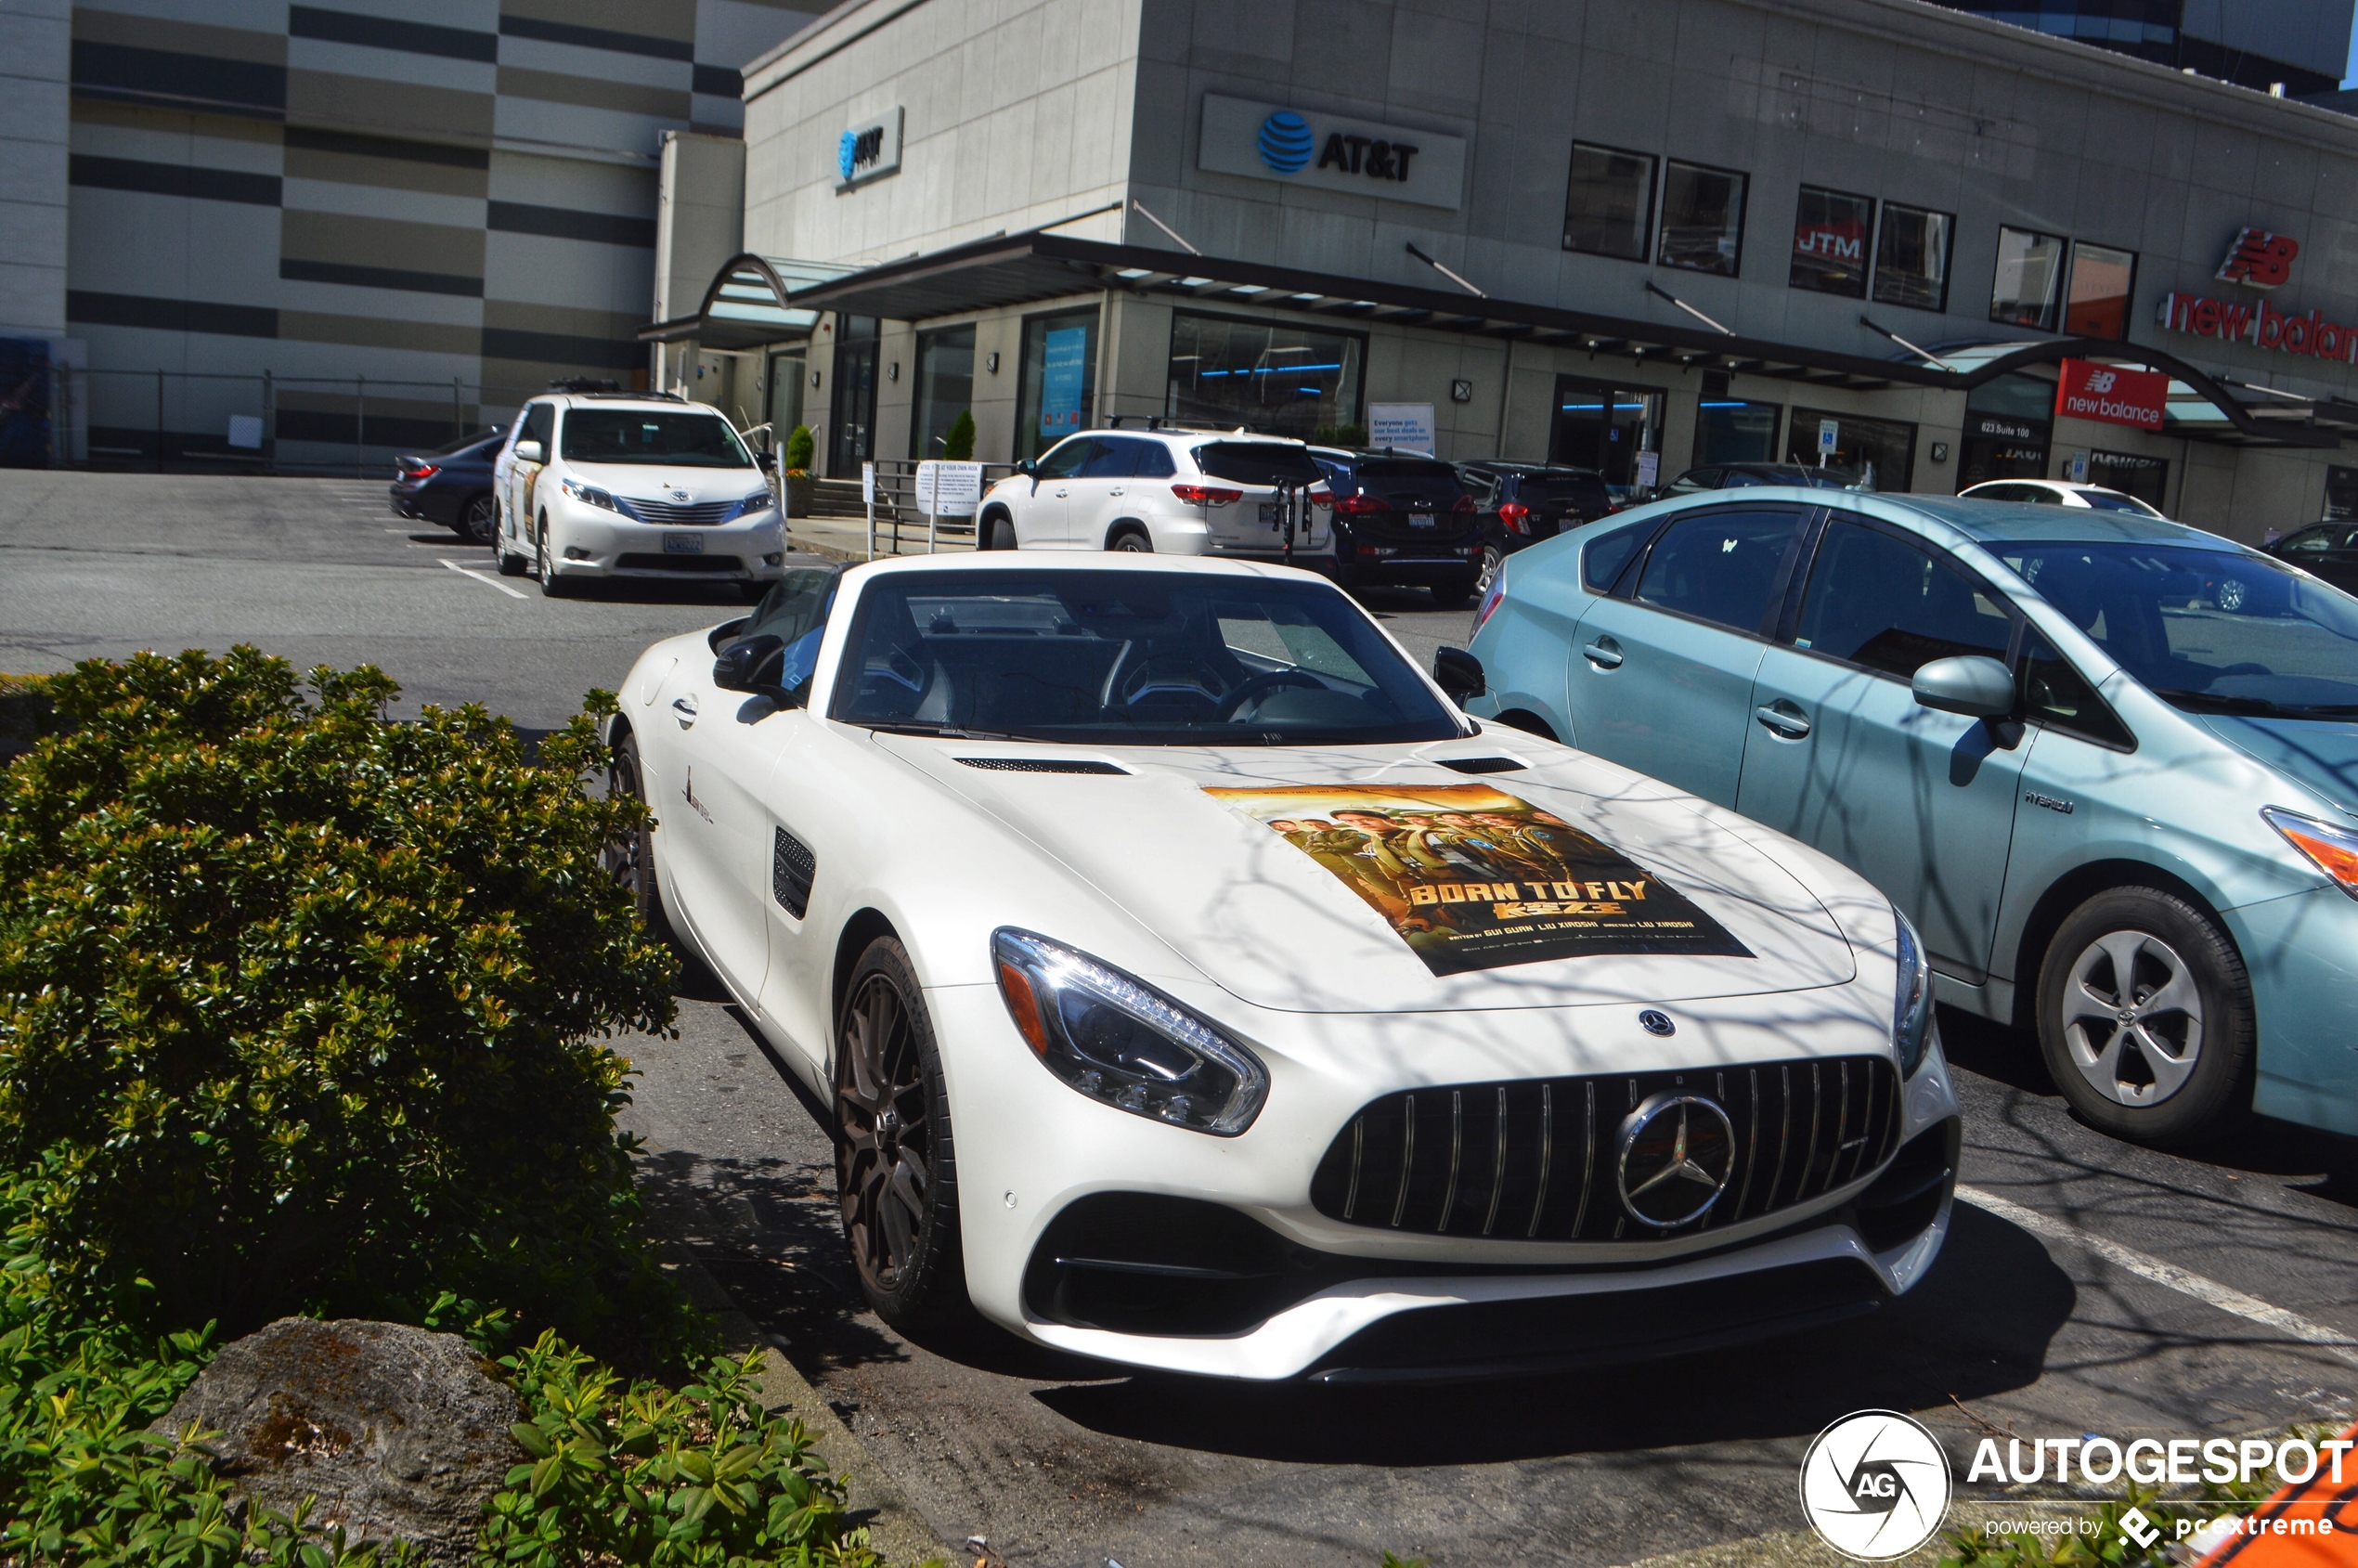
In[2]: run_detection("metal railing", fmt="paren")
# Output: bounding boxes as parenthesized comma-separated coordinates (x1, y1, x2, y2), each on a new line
(859, 459, 1021, 558)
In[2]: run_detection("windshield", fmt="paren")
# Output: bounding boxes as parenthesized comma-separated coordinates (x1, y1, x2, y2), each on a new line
(2075, 489, 2162, 517)
(1997, 541, 2358, 719)
(829, 570, 1462, 745)
(1192, 443, 1325, 486)
(1518, 474, 1611, 508)
(561, 410, 752, 467)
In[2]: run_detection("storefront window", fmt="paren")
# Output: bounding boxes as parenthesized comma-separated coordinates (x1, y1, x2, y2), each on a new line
(911, 325, 974, 459)
(827, 316, 879, 476)
(1991, 227, 2066, 331)
(1783, 407, 1914, 491)
(2064, 242, 2137, 340)
(1872, 203, 1952, 312)
(1694, 399, 1781, 465)
(1790, 186, 1873, 296)
(2089, 448, 2167, 510)
(1658, 161, 1746, 276)
(1016, 308, 1098, 460)
(1164, 313, 1363, 443)
(1551, 376, 1664, 489)
(1957, 408, 2050, 491)
(1562, 142, 1656, 261)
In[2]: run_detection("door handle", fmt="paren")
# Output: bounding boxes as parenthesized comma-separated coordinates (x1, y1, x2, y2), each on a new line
(1754, 701, 1811, 740)
(671, 694, 699, 730)
(1109, 486, 1124, 496)
(1581, 637, 1625, 669)
(1054, 487, 1069, 498)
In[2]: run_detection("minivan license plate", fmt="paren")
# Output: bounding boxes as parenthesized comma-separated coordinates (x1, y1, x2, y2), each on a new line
(663, 532, 705, 554)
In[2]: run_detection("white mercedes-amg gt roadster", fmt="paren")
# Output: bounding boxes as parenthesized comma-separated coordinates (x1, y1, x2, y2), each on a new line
(606, 552, 1961, 1381)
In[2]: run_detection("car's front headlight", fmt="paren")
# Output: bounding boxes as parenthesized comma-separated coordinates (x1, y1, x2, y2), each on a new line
(1891, 905, 1932, 1078)
(2262, 806, 2358, 899)
(560, 476, 618, 512)
(739, 489, 775, 516)
(991, 928, 1268, 1135)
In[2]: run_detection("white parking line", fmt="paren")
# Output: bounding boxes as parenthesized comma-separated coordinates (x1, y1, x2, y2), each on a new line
(1958, 1184, 2358, 1367)
(439, 557, 526, 598)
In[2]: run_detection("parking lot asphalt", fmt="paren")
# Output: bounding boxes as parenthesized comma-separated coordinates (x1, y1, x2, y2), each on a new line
(7, 473, 2355, 1568)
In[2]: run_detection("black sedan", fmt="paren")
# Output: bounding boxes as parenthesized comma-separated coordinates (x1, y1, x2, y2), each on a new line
(389, 429, 503, 544)
(2264, 522, 2358, 596)
(1454, 462, 1614, 594)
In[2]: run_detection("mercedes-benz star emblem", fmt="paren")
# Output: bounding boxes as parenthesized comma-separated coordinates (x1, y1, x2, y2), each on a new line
(1615, 1092, 1736, 1228)
(1639, 1009, 1676, 1037)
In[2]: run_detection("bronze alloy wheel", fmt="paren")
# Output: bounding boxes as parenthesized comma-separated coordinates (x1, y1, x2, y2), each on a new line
(835, 937, 969, 1327)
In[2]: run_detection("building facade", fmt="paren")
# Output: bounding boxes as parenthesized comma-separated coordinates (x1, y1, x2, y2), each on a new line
(1928, 1, 2353, 97)
(648, 0, 2358, 542)
(0, 0, 821, 469)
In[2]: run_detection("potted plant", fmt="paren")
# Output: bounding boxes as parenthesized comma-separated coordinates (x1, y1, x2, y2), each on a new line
(782, 424, 816, 517)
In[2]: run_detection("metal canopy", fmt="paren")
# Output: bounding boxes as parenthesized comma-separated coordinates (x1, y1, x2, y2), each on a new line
(637, 253, 854, 352)
(766, 228, 2353, 449)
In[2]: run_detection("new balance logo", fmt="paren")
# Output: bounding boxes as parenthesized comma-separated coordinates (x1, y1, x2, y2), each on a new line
(2218, 228, 2300, 289)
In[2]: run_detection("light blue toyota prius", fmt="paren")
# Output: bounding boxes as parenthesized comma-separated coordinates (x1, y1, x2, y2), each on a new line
(1458, 489, 2358, 1147)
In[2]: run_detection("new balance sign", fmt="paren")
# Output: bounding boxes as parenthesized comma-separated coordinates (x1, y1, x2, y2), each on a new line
(2054, 358, 2167, 431)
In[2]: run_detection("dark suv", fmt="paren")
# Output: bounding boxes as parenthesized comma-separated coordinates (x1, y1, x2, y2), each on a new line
(1306, 447, 1483, 607)
(1454, 462, 1614, 593)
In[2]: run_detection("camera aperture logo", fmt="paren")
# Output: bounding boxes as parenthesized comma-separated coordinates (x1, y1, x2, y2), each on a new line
(1800, 1410, 1953, 1561)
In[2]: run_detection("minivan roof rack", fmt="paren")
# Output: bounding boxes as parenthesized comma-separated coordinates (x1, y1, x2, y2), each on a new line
(577, 389, 687, 402)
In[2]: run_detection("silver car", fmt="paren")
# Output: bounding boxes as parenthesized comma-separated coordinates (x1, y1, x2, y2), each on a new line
(1461, 489, 2358, 1147)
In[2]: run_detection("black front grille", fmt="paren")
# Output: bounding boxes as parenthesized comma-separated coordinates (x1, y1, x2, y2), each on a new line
(955, 757, 1129, 774)
(623, 498, 736, 525)
(1310, 1056, 1901, 1244)
(615, 552, 744, 574)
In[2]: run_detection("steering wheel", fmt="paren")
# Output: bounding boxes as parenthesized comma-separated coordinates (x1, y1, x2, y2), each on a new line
(1119, 658, 1228, 710)
(1218, 668, 1326, 721)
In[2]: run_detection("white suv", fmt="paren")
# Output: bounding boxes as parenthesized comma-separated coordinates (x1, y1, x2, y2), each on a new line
(976, 424, 1333, 564)
(493, 392, 786, 600)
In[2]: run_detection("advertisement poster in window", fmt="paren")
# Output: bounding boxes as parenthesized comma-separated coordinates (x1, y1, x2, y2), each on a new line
(1040, 326, 1089, 444)
(1204, 783, 1753, 976)
(1368, 402, 1436, 453)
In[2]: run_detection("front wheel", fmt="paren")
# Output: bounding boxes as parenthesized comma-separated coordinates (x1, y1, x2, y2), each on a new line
(987, 515, 1016, 551)
(537, 521, 576, 598)
(2035, 886, 2253, 1147)
(836, 937, 971, 1329)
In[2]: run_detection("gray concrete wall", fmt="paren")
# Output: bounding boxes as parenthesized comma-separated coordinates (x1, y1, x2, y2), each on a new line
(1, 0, 70, 341)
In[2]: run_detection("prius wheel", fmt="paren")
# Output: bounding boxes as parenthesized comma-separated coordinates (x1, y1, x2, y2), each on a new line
(602, 730, 671, 944)
(2035, 887, 2253, 1147)
(836, 937, 970, 1328)
(460, 493, 498, 546)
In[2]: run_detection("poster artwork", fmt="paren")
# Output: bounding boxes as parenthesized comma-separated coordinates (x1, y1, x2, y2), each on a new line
(1205, 783, 1754, 976)
(1039, 326, 1089, 440)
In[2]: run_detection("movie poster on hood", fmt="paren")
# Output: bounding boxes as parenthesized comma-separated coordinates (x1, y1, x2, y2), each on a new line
(1205, 783, 1754, 976)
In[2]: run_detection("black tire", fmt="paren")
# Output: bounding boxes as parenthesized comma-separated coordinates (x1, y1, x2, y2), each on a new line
(1473, 543, 1506, 595)
(496, 509, 529, 576)
(2035, 886, 2254, 1147)
(460, 493, 498, 546)
(602, 729, 673, 945)
(536, 520, 576, 598)
(1429, 577, 1475, 610)
(987, 514, 1017, 551)
(836, 937, 971, 1329)
(1108, 525, 1152, 552)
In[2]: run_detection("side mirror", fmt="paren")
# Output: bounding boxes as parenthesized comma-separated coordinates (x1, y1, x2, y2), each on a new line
(1434, 646, 1486, 704)
(1014, 459, 1035, 478)
(757, 450, 778, 473)
(713, 634, 784, 694)
(513, 439, 542, 464)
(1912, 654, 2015, 719)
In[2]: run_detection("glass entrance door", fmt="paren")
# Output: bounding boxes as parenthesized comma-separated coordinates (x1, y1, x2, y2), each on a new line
(1549, 376, 1663, 487)
(827, 317, 878, 477)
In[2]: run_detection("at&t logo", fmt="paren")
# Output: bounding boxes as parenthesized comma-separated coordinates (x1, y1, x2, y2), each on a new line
(1257, 110, 1314, 175)
(1799, 1410, 1953, 1560)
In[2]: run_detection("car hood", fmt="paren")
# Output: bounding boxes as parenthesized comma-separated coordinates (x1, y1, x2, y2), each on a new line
(2197, 714, 2358, 818)
(564, 464, 758, 500)
(873, 734, 1859, 1014)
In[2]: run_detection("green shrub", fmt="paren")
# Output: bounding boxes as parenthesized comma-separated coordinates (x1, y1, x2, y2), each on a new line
(480, 1332, 886, 1568)
(0, 649, 684, 1362)
(1313, 423, 1368, 448)
(941, 410, 975, 462)
(784, 425, 815, 473)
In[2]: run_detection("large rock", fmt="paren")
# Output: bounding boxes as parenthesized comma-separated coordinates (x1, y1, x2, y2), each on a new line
(156, 1318, 524, 1565)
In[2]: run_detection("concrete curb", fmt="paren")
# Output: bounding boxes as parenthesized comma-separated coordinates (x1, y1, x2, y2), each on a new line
(661, 1247, 952, 1567)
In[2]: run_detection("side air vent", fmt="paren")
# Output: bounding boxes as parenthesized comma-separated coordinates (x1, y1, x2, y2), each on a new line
(955, 758, 1130, 775)
(1437, 756, 1527, 774)
(771, 826, 815, 917)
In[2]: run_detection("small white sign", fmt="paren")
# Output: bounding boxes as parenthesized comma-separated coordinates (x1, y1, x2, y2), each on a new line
(862, 461, 875, 505)
(1635, 450, 1660, 489)
(227, 414, 263, 449)
(1818, 418, 1840, 455)
(1198, 95, 1468, 212)
(915, 460, 983, 516)
(836, 107, 903, 190)
(2065, 450, 2091, 483)
(1367, 403, 1437, 454)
